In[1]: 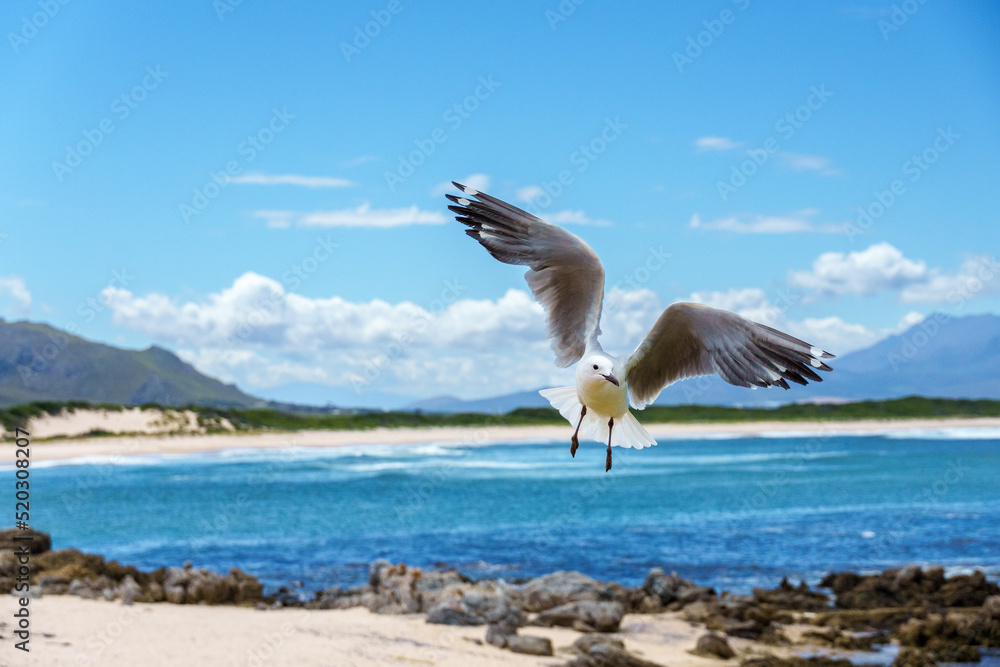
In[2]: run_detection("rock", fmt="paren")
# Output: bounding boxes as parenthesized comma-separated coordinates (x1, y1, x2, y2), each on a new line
(68, 578, 99, 599)
(982, 595, 1000, 621)
(425, 605, 481, 626)
(521, 570, 623, 612)
(691, 633, 735, 659)
(485, 623, 509, 648)
(741, 657, 854, 667)
(567, 641, 666, 666)
(119, 575, 141, 605)
(505, 634, 553, 656)
(892, 647, 937, 667)
(534, 600, 625, 632)
(573, 633, 626, 654)
(0, 528, 51, 554)
(753, 579, 829, 611)
(821, 566, 1000, 610)
(368, 558, 392, 587)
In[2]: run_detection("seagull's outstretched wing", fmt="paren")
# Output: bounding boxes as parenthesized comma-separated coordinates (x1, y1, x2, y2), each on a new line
(446, 182, 605, 368)
(623, 302, 834, 409)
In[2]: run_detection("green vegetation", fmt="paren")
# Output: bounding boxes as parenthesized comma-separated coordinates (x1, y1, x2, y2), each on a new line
(2, 396, 999, 436)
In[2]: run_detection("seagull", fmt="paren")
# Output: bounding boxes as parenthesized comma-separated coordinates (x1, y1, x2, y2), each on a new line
(446, 182, 834, 472)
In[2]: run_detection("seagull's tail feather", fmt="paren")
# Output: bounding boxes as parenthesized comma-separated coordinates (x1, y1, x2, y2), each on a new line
(615, 410, 657, 450)
(539, 387, 657, 450)
(539, 386, 581, 425)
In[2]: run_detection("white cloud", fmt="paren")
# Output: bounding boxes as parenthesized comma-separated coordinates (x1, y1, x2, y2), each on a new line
(695, 136, 743, 151)
(789, 243, 1000, 304)
(543, 210, 612, 226)
(516, 185, 545, 203)
(101, 273, 672, 398)
(687, 286, 887, 355)
(899, 255, 1000, 303)
(230, 172, 355, 188)
(432, 173, 490, 197)
(254, 204, 447, 229)
(689, 210, 839, 234)
(789, 242, 928, 297)
(778, 152, 836, 174)
(0, 276, 31, 314)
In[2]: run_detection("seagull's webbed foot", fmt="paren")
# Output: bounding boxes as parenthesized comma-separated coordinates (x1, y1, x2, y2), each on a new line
(570, 405, 587, 458)
(605, 417, 614, 472)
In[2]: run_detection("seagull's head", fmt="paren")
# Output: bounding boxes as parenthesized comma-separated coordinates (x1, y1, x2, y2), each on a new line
(579, 355, 619, 387)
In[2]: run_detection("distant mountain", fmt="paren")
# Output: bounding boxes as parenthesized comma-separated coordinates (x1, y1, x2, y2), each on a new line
(405, 313, 1000, 413)
(252, 382, 416, 411)
(0, 320, 261, 408)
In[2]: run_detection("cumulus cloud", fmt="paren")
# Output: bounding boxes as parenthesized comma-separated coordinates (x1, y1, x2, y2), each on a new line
(695, 136, 744, 151)
(687, 286, 889, 354)
(230, 172, 355, 188)
(254, 204, 447, 229)
(101, 273, 671, 398)
(0, 276, 31, 314)
(689, 210, 840, 234)
(899, 255, 1000, 303)
(789, 242, 928, 296)
(788, 243, 999, 303)
(516, 185, 545, 202)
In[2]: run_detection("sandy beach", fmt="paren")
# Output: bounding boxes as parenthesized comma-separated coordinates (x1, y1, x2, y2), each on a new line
(0, 595, 791, 667)
(11, 417, 1000, 463)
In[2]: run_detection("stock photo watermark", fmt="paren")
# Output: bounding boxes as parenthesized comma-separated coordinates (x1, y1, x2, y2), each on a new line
(522, 116, 627, 215)
(17, 268, 135, 383)
(843, 126, 958, 242)
(877, 0, 930, 40)
(51, 66, 169, 182)
(7, 0, 70, 53)
(672, 0, 752, 73)
(716, 84, 833, 201)
(223, 235, 339, 348)
(384, 76, 501, 191)
(340, 0, 407, 62)
(179, 107, 295, 223)
(349, 277, 466, 393)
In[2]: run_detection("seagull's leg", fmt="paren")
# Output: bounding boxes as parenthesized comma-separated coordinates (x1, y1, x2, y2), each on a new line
(570, 405, 587, 458)
(605, 417, 614, 472)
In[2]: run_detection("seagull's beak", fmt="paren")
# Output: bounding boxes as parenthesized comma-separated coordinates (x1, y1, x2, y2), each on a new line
(602, 373, 620, 387)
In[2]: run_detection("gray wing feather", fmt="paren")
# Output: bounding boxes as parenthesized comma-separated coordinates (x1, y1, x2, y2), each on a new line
(447, 182, 605, 367)
(623, 302, 834, 409)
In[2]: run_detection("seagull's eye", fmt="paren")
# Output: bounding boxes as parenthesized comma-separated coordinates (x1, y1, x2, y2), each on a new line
(592, 364, 598, 370)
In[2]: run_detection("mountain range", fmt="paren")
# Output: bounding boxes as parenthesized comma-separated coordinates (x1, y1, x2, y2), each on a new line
(0, 320, 260, 408)
(403, 312, 1000, 413)
(1, 313, 996, 411)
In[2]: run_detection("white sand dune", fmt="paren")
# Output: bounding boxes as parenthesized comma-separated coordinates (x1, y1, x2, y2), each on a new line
(6, 416, 1000, 463)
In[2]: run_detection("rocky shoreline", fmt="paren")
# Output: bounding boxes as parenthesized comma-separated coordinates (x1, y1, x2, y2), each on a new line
(3, 529, 998, 666)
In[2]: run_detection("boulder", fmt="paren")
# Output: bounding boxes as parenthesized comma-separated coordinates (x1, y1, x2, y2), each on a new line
(820, 566, 1000, 610)
(691, 633, 735, 659)
(567, 640, 666, 666)
(752, 579, 829, 611)
(506, 634, 553, 656)
(119, 575, 141, 605)
(520, 570, 621, 612)
(642, 568, 716, 610)
(0, 528, 51, 554)
(425, 606, 480, 626)
(534, 600, 625, 632)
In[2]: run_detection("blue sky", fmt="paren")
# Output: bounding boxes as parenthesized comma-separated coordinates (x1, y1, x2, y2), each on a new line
(2, 0, 998, 407)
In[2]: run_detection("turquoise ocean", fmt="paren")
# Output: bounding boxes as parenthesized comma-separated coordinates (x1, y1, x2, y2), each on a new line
(23, 427, 1000, 597)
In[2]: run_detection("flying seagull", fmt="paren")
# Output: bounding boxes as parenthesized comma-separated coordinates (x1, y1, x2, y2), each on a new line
(446, 182, 834, 472)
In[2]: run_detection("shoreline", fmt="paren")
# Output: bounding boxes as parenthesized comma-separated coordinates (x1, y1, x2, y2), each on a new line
(10, 416, 1000, 462)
